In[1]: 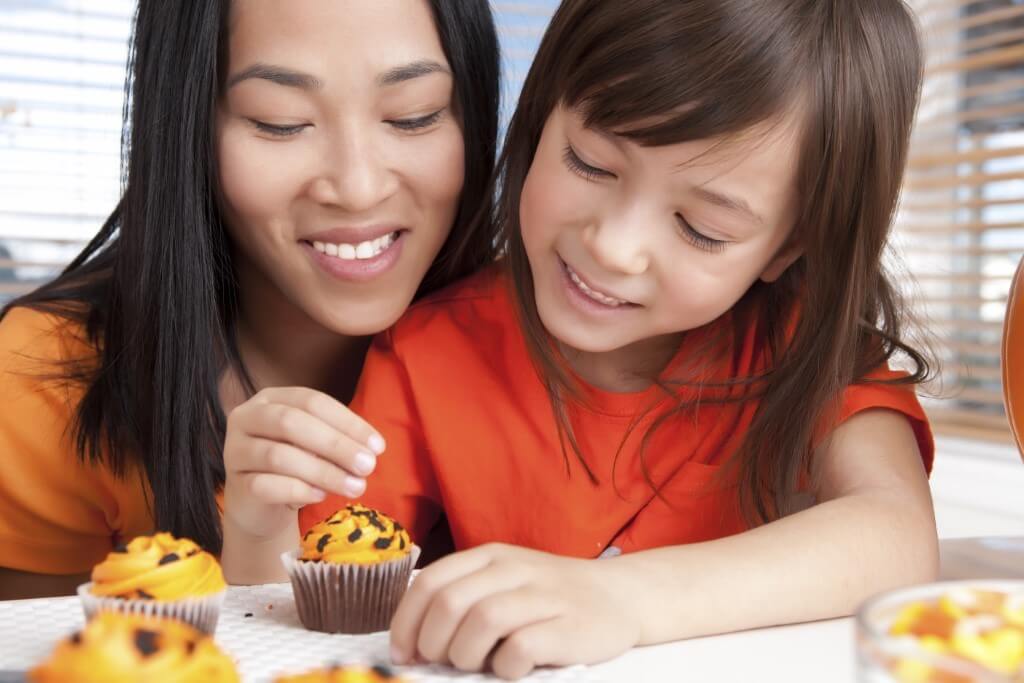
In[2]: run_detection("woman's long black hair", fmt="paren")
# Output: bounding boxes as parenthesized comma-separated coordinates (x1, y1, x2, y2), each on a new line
(1, 1, 500, 554)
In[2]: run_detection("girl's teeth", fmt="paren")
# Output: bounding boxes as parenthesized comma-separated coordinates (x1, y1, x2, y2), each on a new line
(567, 265, 627, 306)
(312, 232, 397, 260)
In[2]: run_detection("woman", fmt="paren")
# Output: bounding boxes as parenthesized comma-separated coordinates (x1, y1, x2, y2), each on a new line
(0, 0, 499, 598)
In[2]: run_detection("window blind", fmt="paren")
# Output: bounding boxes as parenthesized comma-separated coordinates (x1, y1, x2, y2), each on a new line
(901, 0, 1024, 443)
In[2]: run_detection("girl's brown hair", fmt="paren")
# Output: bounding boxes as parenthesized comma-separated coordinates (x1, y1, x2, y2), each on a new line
(497, 0, 932, 524)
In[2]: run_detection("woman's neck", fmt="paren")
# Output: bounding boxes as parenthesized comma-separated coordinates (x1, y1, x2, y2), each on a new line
(224, 255, 371, 409)
(561, 332, 682, 393)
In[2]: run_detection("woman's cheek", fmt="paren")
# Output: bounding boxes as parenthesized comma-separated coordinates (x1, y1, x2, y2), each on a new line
(217, 124, 304, 227)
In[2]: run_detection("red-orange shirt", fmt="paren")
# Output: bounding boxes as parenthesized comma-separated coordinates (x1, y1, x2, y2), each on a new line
(302, 268, 933, 557)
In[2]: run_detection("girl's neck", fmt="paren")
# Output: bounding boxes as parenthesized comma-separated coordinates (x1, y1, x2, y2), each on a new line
(561, 332, 682, 393)
(223, 255, 371, 409)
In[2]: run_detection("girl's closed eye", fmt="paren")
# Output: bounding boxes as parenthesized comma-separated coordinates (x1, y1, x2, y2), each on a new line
(676, 214, 728, 253)
(562, 144, 615, 181)
(387, 108, 445, 132)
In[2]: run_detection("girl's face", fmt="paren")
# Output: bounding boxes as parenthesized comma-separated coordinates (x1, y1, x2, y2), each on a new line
(520, 104, 804, 356)
(217, 0, 464, 336)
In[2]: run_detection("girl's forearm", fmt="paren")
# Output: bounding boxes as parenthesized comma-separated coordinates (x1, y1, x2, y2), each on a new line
(609, 491, 939, 645)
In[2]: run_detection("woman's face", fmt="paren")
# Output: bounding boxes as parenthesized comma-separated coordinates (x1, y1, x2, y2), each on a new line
(217, 0, 464, 336)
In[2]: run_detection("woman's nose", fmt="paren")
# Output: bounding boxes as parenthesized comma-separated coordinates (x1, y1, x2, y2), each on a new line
(308, 128, 398, 213)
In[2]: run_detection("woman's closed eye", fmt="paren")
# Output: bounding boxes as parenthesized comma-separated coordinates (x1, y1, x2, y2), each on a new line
(676, 214, 728, 253)
(562, 144, 615, 181)
(248, 119, 311, 137)
(386, 108, 445, 132)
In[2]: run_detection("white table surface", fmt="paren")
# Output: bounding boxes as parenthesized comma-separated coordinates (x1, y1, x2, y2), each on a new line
(0, 582, 857, 683)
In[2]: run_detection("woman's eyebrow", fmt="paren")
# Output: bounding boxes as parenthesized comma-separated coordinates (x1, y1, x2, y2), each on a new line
(227, 63, 322, 90)
(377, 59, 451, 87)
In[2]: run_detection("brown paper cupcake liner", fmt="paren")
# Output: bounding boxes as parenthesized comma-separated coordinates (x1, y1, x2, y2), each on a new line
(76, 582, 225, 634)
(281, 546, 419, 634)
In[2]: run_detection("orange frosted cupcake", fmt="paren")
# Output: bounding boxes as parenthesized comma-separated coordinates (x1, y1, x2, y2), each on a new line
(274, 663, 407, 682)
(29, 611, 239, 683)
(77, 532, 226, 633)
(281, 504, 417, 634)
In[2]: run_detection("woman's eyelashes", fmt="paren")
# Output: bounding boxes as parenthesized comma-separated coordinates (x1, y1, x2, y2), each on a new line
(249, 120, 311, 137)
(248, 108, 445, 138)
(386, 108, 445, 132)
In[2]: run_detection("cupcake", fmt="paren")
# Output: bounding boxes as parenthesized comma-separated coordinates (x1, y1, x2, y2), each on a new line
(78, 532, 226, 633)
(282, 504, 418, 634)
(29, 611, 239, 683)
(274, 663, 407, 683)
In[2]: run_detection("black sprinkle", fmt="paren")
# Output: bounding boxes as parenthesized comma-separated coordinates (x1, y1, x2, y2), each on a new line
(393, 522, 404, 532)
(244, 613, 253, 618)
(347, 528, 363, 542)
(317, 533, 332, 553)
(136, 590, 154, 600)
(134, 629, 159, 656)
(69, 632, 82, 646)
(187, 549, 199, 557)
(112, 543, 128, 553)
(368, 516, 386, 532)
(374, 537, 392, 550)
(327, 520, 342, 525)
(303, 530, 312, 540)
(399, 536, 406, 550)
(373, 664, 398, 678)
(185, 640, 196, 655)
(158, 552, 180, 566)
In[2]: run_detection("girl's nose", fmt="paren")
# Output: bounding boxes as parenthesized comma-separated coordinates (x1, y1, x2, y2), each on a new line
(581, 217, 651, 276)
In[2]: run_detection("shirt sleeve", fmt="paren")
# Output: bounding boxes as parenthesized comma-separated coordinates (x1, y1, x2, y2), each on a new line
(831, 366, 935, 474)
(300, 328, 443, 548)
(0, 307, 125, 574)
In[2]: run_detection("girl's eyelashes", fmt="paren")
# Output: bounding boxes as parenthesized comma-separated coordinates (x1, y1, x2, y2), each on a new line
(249, 120, 310, 137)
(676, 214, 728, 253)
(562, 144, 614, 181)
(387, 108, 445, 132)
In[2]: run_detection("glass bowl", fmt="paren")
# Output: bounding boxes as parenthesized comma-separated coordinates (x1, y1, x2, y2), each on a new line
(856, 580, 1024, 683)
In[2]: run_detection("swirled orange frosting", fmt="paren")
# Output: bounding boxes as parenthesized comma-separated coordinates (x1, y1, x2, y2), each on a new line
(90, 532, 226, 600)
(300, 505, 411, 564)
(29, 612, 239, 683)
(275, 664, 407, 683)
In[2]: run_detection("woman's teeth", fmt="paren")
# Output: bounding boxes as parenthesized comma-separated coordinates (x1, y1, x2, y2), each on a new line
(312, 232, 398, 260)
(566, 265, 629, 307)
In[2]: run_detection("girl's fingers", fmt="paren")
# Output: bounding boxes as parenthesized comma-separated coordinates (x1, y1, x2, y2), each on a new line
(445, 588, 562, 673)
(244, 472, 328, 507)
(389, 548, 495, 664)
(489, 617, 571, 680)
(238, 440, 366, 499)
(252, 387, 385, 453)
(415, 563, 528, 663)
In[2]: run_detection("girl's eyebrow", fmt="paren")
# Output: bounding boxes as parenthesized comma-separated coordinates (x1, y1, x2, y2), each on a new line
(692, 185, 765, 226)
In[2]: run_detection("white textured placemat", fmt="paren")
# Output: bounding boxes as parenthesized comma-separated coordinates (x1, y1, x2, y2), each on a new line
(0, 584, 601, 682)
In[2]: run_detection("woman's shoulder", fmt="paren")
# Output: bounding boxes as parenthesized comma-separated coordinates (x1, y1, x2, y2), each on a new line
(0, 304, 94, 376)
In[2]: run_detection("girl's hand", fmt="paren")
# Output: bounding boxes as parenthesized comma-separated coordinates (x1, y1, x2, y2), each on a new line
(389, 543, 641, 680)
(222, 387, 385, 540)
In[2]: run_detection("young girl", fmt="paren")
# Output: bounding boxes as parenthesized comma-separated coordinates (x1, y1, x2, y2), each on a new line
(302, 0, 937, 676)
(0, 0, 499, 598)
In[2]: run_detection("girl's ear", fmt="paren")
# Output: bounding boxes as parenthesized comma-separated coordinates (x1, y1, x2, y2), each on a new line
(759, 243, 803, 283)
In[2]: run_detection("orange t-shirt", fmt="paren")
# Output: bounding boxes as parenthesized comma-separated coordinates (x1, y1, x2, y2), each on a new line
(302, 267, 933, 558)
(0, 307, 154, 574)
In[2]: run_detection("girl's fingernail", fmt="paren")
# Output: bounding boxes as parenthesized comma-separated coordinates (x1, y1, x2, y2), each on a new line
(368, 434, 386, 454)
(390, 645, 407, 665)
(312, 488, 327, 502)
(353, 452, 376, 476)
(344, 476, 366, 497)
